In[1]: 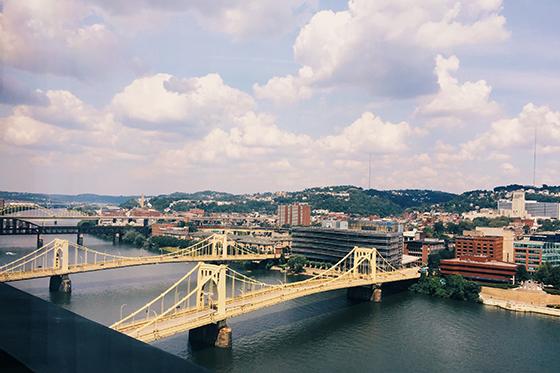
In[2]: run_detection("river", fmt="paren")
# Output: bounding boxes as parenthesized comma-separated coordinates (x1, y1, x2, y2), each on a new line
(1, 235, 560, 372)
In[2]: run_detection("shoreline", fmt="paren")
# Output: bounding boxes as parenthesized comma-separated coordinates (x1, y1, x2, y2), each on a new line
(481, 296, 560, 317)
(480, 286, 560, 318)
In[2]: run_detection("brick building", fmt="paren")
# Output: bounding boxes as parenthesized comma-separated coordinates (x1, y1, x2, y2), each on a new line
(277, 204, 311, 226)
(455, 234, 504, 261)
(404, 238, 446, 265)
(440, 257, 518, 283)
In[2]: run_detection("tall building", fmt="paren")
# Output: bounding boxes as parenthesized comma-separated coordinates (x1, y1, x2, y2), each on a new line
(291, 227, 403, 268)
(474, 227, 515, 263)
(455, 233, 504, 261)
(511, 190, 527, 218)
(498, 191, 560, 219)
(277, 204, 311, 226)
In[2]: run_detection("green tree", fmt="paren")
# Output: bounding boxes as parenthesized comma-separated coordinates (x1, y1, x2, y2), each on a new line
(287, 255, 308, 274)
(433, 222, 445, 238)
(516, 265, 530, 283)
(427, 249, 455, 272)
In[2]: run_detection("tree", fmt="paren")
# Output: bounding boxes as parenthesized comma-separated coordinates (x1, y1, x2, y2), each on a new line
(410, 273, 480, 302)
(427, 249, 455, 272)
(433, 222, 445, 238)
(287, 255, 308, 274)
(516, 265, 530, 283)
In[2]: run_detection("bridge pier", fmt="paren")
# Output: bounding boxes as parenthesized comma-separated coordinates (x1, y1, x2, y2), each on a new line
(77, 233, 84, 246)
(347, 285, 382, 302)
(49, 275, 72, 293)
(188, 320, 232, 349)
(36, 234, 43, 249)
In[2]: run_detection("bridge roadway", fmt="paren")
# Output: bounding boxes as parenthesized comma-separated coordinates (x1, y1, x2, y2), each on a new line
(116, 267, 420, 343)
(0, 253, 278, 282)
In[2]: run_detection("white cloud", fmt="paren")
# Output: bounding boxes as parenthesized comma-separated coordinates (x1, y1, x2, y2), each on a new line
(157, 112, 312, 168)
(1, 115, 61, 147)
(91, 0, 317, 39)
(253, 68, 314, 105)
(415, 54, 501, 126)
(257, 0, 509, 103)
(1, 0, 119, 77)
(461, 103, 560, 159)
(111, 73, 255, 128)
(318, 112, 414, 154)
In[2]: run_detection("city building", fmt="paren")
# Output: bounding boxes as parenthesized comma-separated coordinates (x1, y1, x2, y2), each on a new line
(514, 236, 560, 272)
(277, 204, 311, 226)
(474, 227, 515, 263)
(151, 223, 190, 240)
(321, 219, 348, 229)
(455, 232, 504, 261)
(440, 257, 518, 283)
(348, 219, 403, 233)
(498, 191, 560, 219)
(291, 227, 403, 268)
(514, 240, 544, 272)
(404, 238, 446, 265)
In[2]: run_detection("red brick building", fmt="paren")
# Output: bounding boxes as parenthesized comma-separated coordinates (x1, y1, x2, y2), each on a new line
(404, 239, 446, 265)
(277, 204, 311, 226)
(440, 257, 518, 283)
(455, 235, 504, 261)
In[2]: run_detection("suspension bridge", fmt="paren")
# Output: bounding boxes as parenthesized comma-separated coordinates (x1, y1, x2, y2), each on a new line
(0, 235, 279, 285)
(110, 247, 420, 347)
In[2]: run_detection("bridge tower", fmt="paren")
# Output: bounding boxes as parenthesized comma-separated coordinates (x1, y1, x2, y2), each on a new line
(190, 263, 231, 348)
(210, 234, 230, 259)
(49, 239, 72, 293)
(347, 246, 382, 302)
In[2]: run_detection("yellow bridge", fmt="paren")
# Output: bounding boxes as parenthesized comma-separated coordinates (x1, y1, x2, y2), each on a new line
(110, 247, 420, 347)
(0, 235, 278, 283)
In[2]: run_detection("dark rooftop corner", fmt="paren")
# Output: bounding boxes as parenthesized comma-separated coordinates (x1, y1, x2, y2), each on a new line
(0, 283, 207, 373)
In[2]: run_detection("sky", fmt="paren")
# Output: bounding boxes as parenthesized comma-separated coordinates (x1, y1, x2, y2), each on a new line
(1, 0, 559, 195)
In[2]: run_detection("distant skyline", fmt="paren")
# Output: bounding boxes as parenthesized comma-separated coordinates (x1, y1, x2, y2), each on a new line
(1, 1, 560, 195)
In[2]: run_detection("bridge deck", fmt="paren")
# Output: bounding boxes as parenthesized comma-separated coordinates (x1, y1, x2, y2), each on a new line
(118, 267, 420, 343)
(0, 254, 278, 282)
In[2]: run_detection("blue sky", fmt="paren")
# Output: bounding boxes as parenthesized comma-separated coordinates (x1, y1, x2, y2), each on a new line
(1, 0, 559, 195)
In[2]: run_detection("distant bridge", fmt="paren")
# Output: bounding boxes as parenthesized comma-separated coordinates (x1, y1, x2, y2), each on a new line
(110, 247, 420, 346)
(0, 235, 278, 284)
(0, 217, 148, 236)
(0, 205, 181, 221)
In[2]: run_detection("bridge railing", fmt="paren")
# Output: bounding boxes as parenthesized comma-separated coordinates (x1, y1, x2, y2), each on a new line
(0, 234, 276, 281)
(0, 205, 91, 218)
(110, 246, 393, 340)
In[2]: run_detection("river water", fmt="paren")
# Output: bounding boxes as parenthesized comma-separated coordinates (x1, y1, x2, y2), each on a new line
(1, 235, 560, 372)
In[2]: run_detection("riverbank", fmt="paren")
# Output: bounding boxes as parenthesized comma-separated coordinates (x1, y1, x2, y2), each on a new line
(480, 286, 560, 318)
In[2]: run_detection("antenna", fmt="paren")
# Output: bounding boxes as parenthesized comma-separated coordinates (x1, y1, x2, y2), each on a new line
(368, 153, 372, 189)
(533, 121, 538, 186)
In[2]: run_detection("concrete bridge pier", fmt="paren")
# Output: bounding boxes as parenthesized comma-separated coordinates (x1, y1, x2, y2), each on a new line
(36, 234, 43, 249)
(49, 275, 72, 293)
(188, 320, 232, 349)
(347, 285, 382, 302)
(77, 233, 84, 246)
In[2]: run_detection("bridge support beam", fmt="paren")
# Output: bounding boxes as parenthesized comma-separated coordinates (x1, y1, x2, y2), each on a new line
(49, 275, 72, 293)
(36, 234, 43, 249)
(347, 285, 381, 302)
(188, 320, 232, 349)
(77, 233, 84, 246)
